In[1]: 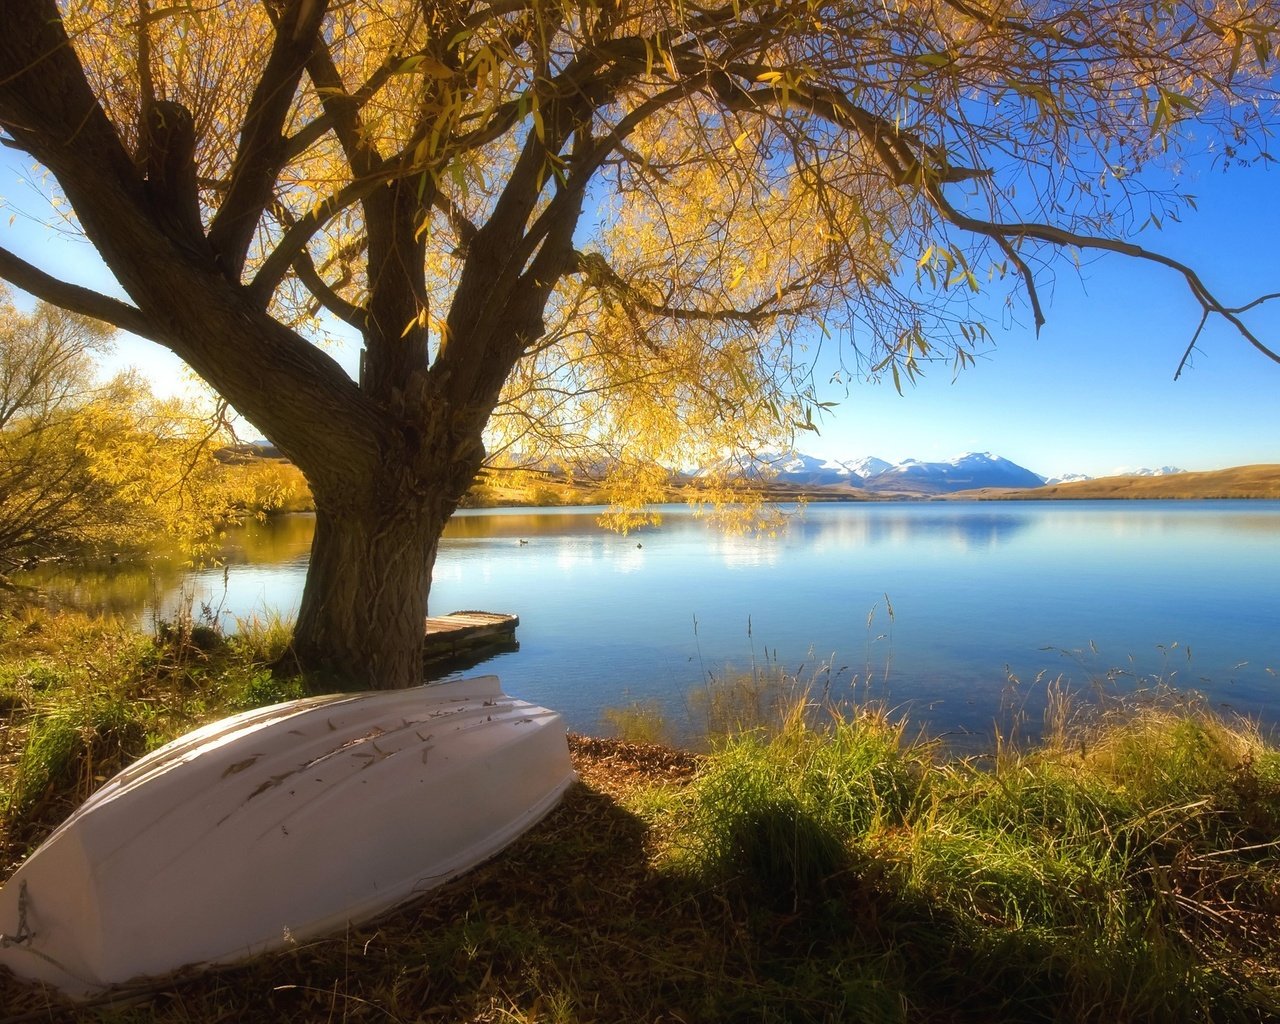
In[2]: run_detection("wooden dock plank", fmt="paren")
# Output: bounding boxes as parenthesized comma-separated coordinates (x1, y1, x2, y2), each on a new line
(423, 611, 519, 664)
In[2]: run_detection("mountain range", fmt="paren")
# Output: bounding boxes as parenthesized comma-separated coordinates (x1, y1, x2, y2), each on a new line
(698, 451, 1187, 495)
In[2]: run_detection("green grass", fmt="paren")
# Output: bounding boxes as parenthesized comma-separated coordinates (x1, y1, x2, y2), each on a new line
(0, 605, 305, 864)
(660, 694, 1280, 1021)
(599, 698, 672, 745)
(1, 610, 1278, 1022)
(678, 702, 923, 909)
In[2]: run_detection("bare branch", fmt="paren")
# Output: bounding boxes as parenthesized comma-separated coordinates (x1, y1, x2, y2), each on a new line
(991, 234, 1046, 334)
(926, 187, 1280, 368)
(692, 57, 1274, 366)
(1176, 310, 1212, 380)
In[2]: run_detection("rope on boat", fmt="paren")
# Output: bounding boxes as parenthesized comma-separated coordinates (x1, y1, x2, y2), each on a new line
(0, 880, 31, 947)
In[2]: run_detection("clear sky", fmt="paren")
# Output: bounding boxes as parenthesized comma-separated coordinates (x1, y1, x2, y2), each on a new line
(799, 157, 1280, 479)
(2, 146, 1277, 482)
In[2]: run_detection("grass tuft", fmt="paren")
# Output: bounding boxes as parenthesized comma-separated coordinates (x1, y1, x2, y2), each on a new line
(0, 607, 305, 868)
(6, 692, 151, 823)
(600, 699, 671, 745)
(681, 699, 926, 910)
(228, 610, 297, 667)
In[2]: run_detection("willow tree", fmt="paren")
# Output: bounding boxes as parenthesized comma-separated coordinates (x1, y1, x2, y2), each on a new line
(0, 0, 1276, 688)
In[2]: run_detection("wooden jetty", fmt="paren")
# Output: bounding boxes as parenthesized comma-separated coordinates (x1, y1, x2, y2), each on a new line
(423, 610, 519, 666)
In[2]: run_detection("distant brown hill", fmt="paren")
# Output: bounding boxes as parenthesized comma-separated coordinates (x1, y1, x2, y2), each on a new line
(465, 463, 1280, 506)
(956, 464, 1280, 501)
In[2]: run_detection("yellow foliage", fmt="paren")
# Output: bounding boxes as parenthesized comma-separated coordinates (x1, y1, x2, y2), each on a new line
(16, 0, 1280, 525)
(1, 293, 299, 569)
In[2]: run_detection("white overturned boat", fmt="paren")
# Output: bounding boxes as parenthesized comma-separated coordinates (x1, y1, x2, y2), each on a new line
(0, 675, 574, 997)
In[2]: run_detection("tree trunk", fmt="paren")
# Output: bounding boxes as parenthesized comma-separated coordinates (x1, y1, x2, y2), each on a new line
(291, 488, 450, 691)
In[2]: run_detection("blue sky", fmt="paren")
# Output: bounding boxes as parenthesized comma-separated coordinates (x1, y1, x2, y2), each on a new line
(801, 157, 1280, 479)
(2, 147, 1278, 481)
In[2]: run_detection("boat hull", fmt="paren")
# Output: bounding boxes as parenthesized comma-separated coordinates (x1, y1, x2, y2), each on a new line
(0, 675, 574, 997)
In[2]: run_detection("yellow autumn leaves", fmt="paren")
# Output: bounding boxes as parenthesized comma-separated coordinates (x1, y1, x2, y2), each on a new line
(0, 291, 306, 571)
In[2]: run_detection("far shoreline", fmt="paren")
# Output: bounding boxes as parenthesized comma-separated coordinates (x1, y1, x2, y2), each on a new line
(458, 462, 1280, 508)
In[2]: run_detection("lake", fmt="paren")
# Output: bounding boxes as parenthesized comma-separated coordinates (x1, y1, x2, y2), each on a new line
(24, 500, 1280, 747)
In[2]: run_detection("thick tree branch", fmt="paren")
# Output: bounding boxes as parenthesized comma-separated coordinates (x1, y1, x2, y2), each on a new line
(504, 78, 706, 286)
(143, 100, 209, 256)
(442, 116, 562, 349)
(451, 138, 594, 416)
(383, 39, 636, 180)
(266, 196, 369, 330)
(362, 174, 433, 399)
(302, 31, 382, 178)
(937, 0, 1089, 47)
(708, 70, 982, 188)
(284, 35, 475, 165)
(206, 0, 331, 280)
(573, 250, 809, 324)
(248, 173, 391, 305)
(0, 2, 143, 206)
(135, 0, 156, 175)
(292, 249, 368, 331)
(432, 192, 479, 252)
(0, 246, 159, 340)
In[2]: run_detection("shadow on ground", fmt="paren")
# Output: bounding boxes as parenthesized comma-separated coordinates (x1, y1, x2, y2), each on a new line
(4, 736, 1274, 1024)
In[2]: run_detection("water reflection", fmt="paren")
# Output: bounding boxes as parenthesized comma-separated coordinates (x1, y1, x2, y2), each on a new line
(19, 559, 179, 619)
(215, 514, 316, 565)
(444, 508, 609, 540)
(447, 503, 1038, 551)
(713, 532, 783, 569)
(1050, 505, 1280, 540)
(788, 506, 1033, 550)
(13, 501, 1280, 746)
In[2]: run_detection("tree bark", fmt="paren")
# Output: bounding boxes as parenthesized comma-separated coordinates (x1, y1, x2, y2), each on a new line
(289, 391, 486, 691)
(292, 483, 450, 691)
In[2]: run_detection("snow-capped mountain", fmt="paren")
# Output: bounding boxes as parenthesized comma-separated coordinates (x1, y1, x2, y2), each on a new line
(520, 449, 1202, 495)
(859, 452, 1045, 494)
(698, 450, 1045, 494)
(1118, 466, 1187, 477)
(1044, 472, 1094, 485)
(695, 451, 865, 486)
(766, 452, 854, 483)
(842, 455, 894, 479)
(1042, 467, 1188, 485)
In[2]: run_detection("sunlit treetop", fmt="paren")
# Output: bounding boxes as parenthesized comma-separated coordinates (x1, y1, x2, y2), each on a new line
(3, 0, 1276, 684)
(2, 0, 1278, 494)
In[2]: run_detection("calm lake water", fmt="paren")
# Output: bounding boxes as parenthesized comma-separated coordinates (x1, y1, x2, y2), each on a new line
(26, 501, 1280, 747)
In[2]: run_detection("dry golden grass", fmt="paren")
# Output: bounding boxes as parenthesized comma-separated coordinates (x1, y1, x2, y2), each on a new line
(961, 463, 1280, 501)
